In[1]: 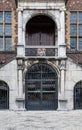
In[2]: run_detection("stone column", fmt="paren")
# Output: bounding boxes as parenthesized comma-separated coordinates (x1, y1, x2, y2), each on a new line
(60, 8, 65, 45)
(58, 60, 67, 110)
(17, 8, 24, 57)
(58, 8, 66, 58)
(60, 60, 66, 97)
(18, 68, 23, 98)
(16, 59, 25, 110)
(17, 8, 23, 45)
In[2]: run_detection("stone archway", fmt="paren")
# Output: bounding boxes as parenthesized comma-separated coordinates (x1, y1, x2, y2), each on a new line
(25, 63, 58, 110)
(0, 81, 9, 109)
(74, 81, 82, 109)
(25, 15, 57, 46)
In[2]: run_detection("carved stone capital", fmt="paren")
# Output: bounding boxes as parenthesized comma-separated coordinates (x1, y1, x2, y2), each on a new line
(59, 7, 66, 12)
(60, 60, 66, 70)
(17, 59, 24, 70)
(17, 8, 23, 12)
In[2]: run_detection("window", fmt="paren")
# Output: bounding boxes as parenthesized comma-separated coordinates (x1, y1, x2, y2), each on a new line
(0, 12, 12, 51)
(70, 12, 82, 51)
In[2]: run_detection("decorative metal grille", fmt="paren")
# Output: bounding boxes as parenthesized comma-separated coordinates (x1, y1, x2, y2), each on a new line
(25, 47, 58, 57)
(74, 81, 82, 109)
(0, 81, 9, 109)
(25, 63, 58, 110)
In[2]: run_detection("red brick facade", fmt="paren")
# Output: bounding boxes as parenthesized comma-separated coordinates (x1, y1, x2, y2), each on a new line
(0, 0, 16, 11)
(66, 0, 82, 11)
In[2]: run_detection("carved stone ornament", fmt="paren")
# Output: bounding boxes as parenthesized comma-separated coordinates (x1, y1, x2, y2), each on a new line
(37, 48, 46, 56)
(17, 59, 24, 70)
(60, 60, 66, 70)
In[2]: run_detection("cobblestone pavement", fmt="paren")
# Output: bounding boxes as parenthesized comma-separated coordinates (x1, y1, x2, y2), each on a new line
(0, 110, 82, 130)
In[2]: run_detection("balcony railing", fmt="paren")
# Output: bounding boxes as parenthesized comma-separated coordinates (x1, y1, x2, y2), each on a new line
(25, 46, 58, 58)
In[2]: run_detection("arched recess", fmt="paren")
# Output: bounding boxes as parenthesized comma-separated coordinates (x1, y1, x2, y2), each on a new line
(25, 15, 58, 46)
(0, 81, 9, 109)
(74, 81, 82, 109)
(25, 63, 58, 110)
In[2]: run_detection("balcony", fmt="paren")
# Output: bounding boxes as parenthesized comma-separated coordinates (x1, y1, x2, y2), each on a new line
(25, 45, 58, 58)
(17, 14, 67, 59)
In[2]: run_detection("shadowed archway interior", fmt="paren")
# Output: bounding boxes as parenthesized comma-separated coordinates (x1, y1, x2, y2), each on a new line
(74, 81, 82, 109)
(26, 15, 57, 46)
(0, 81, 9, 109)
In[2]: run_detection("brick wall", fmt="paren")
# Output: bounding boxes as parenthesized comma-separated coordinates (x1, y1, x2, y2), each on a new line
(0, 0, 12, 11)
(66, 0, 82, 11)
(0, 0, 18, 51)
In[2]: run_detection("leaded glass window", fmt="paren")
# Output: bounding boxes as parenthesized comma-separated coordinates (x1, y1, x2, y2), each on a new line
(5, 38, 12, 51)
(0, 12, 3, 23)
(70, 12, 82, 51)
(70, 38, 76, 51)
(5, 25, 12, 35)
(5, 12, 11, 23)
(0, 11, 12, 51)
(0, 38, 3, 51)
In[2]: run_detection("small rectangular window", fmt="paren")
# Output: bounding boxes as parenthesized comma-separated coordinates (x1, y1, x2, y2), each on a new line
(70, 12, 77, 23)
(5, 12, 11, 23)
(70, 25, 77, 36)
(78, 25, 82, 36)
(78, 38, 82, 50)
(5, 25, 12, 35)
(5, 37, 12, 51)
(70, 38, 76, 51)
(79, 13, 82, 23)
(0, 38, 3, 51)
(0, 25, 3, 35)
(0, 12, 3, 23)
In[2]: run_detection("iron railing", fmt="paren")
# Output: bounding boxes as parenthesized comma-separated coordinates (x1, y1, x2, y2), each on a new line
(25, 46, 58, 58)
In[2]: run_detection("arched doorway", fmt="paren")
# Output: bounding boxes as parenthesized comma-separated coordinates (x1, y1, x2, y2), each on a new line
(25, 63, 58, 110)
(74, 81, 82, 109)
(25, 15, 57, 46)
(0, 81, 9, 109)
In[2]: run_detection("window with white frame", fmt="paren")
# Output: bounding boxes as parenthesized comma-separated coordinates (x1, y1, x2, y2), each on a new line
(70, 12, 82, 51)
(0, 11, 12, 51)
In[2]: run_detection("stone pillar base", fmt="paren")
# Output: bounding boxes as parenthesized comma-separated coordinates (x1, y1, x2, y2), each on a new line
(58, 99, 68, 111)
(16, 97, 25, 110)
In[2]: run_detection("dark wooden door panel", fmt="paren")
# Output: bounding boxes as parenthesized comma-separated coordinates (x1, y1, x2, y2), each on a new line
(26, 15, 55, 46)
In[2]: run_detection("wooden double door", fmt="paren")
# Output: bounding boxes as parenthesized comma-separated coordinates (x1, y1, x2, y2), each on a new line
(26, 15, 55, 46)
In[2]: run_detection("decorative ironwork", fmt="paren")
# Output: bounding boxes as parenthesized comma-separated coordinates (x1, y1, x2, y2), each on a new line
(0, 81, 9, 109)
(25, 46, 58, 57)
(74, 81, 82, 109)
(25, 63, 58, 110)
(37, 48, 46, 56)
